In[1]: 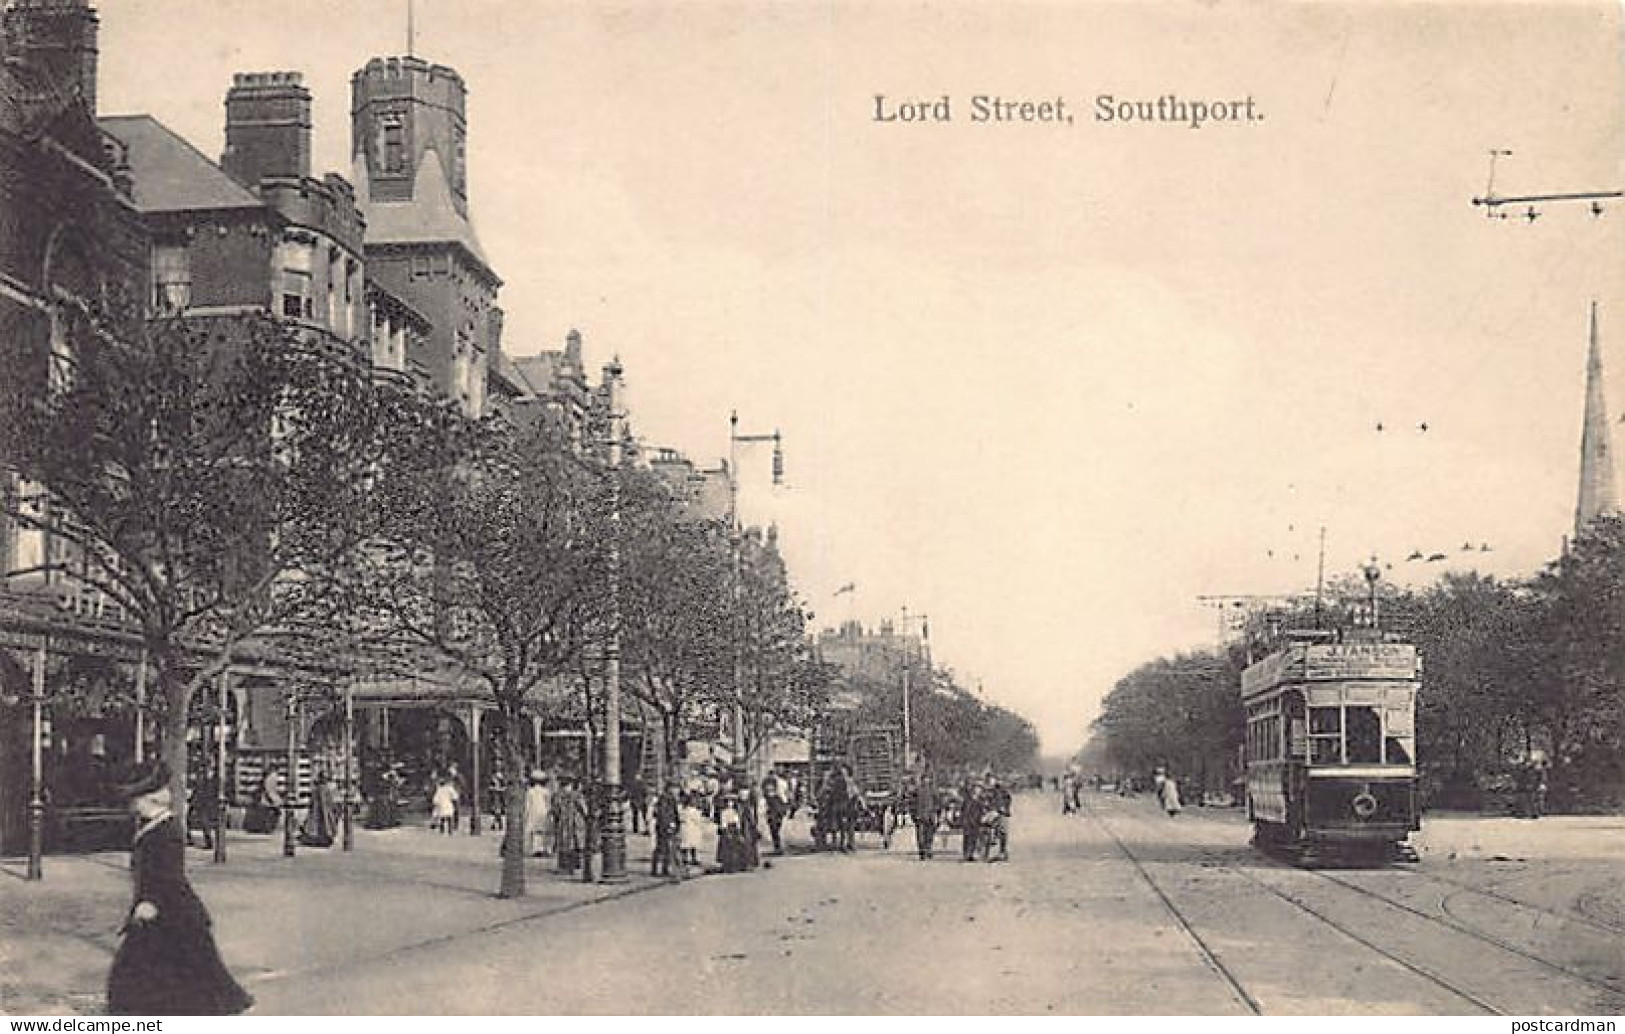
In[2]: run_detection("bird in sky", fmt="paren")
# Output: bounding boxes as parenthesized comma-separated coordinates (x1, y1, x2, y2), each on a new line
(1418, 422, 1430, 433)
(1376, 422, 1385, 432)
(1427, 553, 1448, 562)
(1407, 550, 1424, 561)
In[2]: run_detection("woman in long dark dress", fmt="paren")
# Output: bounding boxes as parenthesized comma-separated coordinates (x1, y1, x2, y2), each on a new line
(106, 760, 254, 1016)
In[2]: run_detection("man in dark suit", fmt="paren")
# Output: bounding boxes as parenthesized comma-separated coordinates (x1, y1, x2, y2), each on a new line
(910, 767, 941, 860)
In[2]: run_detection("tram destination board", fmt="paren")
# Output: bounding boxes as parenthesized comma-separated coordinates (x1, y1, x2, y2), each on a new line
(1243, 642, 1418, 698)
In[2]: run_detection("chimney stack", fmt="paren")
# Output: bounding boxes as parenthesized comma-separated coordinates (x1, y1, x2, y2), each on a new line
(2, 0, 99, 112)
(221, 71, 312, 188)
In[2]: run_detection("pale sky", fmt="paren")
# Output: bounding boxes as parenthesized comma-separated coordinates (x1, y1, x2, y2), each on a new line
(99, 1, 1625, 754)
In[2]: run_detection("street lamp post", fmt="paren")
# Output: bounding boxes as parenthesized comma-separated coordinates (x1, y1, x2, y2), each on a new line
(342, 680, 355, 852)
(727, 411, 782, 782)
(897, 608, 929, 768)
(27, 639, 46, 881)
(600, 357, 627, 883)
(283, 693, 298, 858)
(214, 666, 228, 864)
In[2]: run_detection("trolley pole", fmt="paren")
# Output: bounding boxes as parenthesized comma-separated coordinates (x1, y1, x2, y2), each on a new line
(600, 357, 627, 883)
(726, 410, 783, 783)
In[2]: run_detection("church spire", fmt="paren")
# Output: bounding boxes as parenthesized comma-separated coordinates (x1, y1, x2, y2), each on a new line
(1575, 300, 1620, 536)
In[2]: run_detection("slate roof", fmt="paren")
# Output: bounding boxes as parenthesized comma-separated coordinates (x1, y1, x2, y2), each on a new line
(96, 114, 264, 215)
(354, 143, 496, 280)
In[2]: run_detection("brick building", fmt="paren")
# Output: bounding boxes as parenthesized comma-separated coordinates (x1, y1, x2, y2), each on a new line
(351, 56, 503, 417)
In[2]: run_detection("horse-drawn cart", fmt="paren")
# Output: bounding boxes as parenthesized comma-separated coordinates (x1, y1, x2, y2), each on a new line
(811, 721, 901, 850)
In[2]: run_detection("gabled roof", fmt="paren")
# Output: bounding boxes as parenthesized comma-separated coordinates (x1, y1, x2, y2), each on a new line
(96, 114, 265, 215)
(354, 143, 497, 282)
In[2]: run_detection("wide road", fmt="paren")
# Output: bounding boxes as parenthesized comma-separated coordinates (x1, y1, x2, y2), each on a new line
(252, 793, 1625, 1014)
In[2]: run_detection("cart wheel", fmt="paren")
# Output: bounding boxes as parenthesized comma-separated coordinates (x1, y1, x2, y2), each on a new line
(881, 806, 896, 849)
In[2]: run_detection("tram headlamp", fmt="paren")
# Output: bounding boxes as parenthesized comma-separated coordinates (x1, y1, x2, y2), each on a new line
(1351, 792, 1378, 819)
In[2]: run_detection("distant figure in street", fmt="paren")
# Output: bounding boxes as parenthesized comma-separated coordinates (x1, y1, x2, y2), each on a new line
(982, 775, 1011, 862)
(910, 768, 941, 860)
(299, 770, 338, 848)
(1059, 771, 1077, 815)
(186, 768, 218, 850)
(627, 775, 648, 835)
(553, 777, 588, 873)
(652, 783, 682, 879)
(365, 763, 403, 830)
(106, 760, 253, 1016)
(1158, 773, 1183, 817)
(679, 792, 705, 868)
(523, 769, 552, 856)
(487, 769, 507, 831)
(761, 768, 790, 855)
(430, 774, 459, 836)
(244, 768, 282, 835)
(716, 792, 747, 872)
(959, 777, 984, 862)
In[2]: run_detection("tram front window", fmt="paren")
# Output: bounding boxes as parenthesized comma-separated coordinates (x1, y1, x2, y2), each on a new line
(1309, 706, 1341, 764)
(1345, 706, 1382, 763)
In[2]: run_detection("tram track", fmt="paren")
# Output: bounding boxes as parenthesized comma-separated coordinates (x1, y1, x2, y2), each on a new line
(1081, 796, 1615, 1015)
(1293, 865, 1625, 1000)
(1091, 799, 1625, 1014)
(1396, 866, 1625, 939)
(1076, 797, 1262, 1015)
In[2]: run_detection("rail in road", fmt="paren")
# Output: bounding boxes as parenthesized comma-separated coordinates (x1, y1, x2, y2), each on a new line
(1079, 794, 1625, 1015)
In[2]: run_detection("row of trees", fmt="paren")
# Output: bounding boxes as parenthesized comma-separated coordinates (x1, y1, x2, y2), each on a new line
(1086, 518, 1625, 811)
(834, 666, 1040, 775)
(1, 306, 833, 894)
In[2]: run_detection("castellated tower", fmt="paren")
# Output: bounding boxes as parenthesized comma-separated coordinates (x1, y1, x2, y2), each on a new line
(350, 56, 500, 418)
(351, 56, 468, 215)
(1575, 300, 1621, 537)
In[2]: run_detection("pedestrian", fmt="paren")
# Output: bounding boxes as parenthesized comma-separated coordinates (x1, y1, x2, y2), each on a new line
(487, 768, 507, 831)
(430, 773, 459, 835)
(299, 769, 338, 848)
(910, 767, 940, 860)
(553, 776, 587, 873)
(716, 792, 748, 872)
(959, 776, 984, 862)
(243, 767, 281, 835)
(679, 791, 705, 869)
(740, 786, 763, 869)
(523, 769, 551, 856)
(365, 762, 402, 830)
(652, 783, 682, 879)
(627, 775, 648, 836)
(982, 775, 1011, 861)
(105, 760, 254, 1016)
(1158, 772, 1183, 817)
(446, 761, 467, 831)
(761, 767, 789, 855)
(186, 766, 218, 850)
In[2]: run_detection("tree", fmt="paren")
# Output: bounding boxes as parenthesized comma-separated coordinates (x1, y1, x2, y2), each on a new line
(619, 474, 733, 778)
(1, 304, 409, 837)
(358, 414, 610, 897)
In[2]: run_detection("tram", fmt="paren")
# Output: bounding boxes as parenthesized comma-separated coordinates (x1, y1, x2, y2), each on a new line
(1241, 631, 1420, 863)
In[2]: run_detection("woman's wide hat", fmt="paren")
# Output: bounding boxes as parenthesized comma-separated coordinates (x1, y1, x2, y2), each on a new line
(110, 759, 171, 800)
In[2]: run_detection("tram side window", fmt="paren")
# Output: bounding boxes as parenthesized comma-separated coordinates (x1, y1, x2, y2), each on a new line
(1384, 707, 1414, 764)
(1309, 706, 1342, 764)
(1345, 706, 1382, 764)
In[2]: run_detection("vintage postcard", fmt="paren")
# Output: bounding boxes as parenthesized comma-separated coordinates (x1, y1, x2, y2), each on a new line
(1, 0, 1621, 1018)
